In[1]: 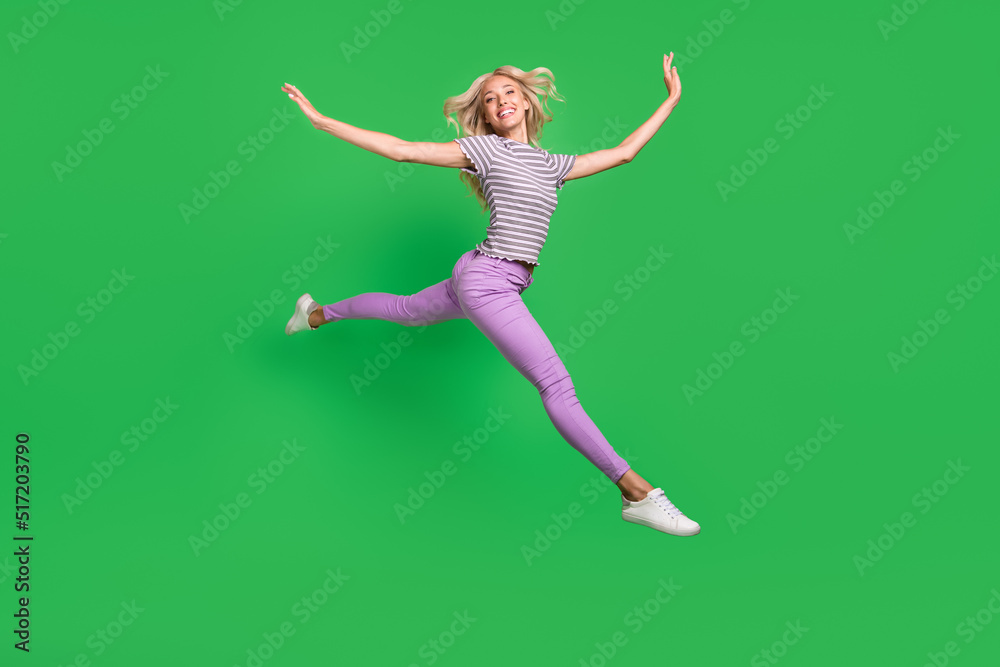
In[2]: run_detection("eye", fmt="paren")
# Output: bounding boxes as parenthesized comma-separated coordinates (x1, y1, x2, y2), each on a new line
(487, 89, 515, 104)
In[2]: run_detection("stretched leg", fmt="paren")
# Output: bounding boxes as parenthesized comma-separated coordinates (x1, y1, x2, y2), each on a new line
(311, 250, 479, 329)
(456, 261, 631, 482)
(312, 279, 464, 328)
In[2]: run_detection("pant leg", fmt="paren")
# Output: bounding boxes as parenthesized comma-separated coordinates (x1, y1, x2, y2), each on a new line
(321, 249, 477, 327)
(455, 252, 631, 482)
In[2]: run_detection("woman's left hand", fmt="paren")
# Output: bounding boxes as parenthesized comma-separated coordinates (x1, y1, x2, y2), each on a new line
(282, 83, 324, 127)
(663, 52, 681, 103)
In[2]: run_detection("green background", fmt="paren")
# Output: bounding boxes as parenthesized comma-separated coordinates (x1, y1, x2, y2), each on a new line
(3, 0, 997, 664)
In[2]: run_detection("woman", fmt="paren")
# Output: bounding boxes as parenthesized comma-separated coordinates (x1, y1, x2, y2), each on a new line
(281, 54, 699, 536)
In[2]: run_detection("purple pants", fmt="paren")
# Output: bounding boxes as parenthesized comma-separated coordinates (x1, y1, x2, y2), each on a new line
(320, 248, 631, 482)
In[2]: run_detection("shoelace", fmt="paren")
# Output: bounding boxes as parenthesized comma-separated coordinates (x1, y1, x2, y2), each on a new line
(649, 489, 683, 518)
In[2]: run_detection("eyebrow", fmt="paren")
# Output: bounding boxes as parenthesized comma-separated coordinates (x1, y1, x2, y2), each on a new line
(484, 84, 514, 96)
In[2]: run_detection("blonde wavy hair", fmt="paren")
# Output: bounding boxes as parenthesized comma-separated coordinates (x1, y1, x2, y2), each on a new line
(443, 66, 567, 214)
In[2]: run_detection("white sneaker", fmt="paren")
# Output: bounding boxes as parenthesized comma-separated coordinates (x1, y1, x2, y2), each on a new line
(622, 487, 700, 536)
(285, 293, 319, 335)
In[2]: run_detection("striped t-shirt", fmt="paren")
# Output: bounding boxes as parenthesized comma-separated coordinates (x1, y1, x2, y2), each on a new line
(454, 133, 576, 267)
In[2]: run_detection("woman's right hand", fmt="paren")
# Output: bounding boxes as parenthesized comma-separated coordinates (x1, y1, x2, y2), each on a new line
(663, 53, 681, 104)
(281, 83, 324, 127)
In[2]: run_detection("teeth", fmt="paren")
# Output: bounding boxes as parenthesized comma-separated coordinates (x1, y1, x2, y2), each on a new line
(499, 109, 514, 118)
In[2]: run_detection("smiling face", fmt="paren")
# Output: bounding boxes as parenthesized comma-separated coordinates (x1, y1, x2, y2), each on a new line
(482, 75, 527, 136)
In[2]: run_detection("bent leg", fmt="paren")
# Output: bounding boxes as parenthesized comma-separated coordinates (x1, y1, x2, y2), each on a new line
(460, 285, 631, 482)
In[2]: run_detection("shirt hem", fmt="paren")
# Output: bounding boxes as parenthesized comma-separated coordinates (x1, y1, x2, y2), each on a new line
(475, 245, 540, 267)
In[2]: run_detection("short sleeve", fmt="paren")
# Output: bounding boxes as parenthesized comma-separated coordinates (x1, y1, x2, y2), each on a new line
(552, 153, 577, 190)
(454, 134, 498, 178)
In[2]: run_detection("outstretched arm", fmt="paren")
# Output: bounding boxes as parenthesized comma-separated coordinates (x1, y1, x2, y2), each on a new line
(281, 83, 410, 162)
(564, 53, 681, 182)
(281, 82, 468, 166)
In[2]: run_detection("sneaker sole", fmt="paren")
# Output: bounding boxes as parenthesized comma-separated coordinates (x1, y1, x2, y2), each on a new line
(622, 511, 701, 537)
(285, 292, 314, 336)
